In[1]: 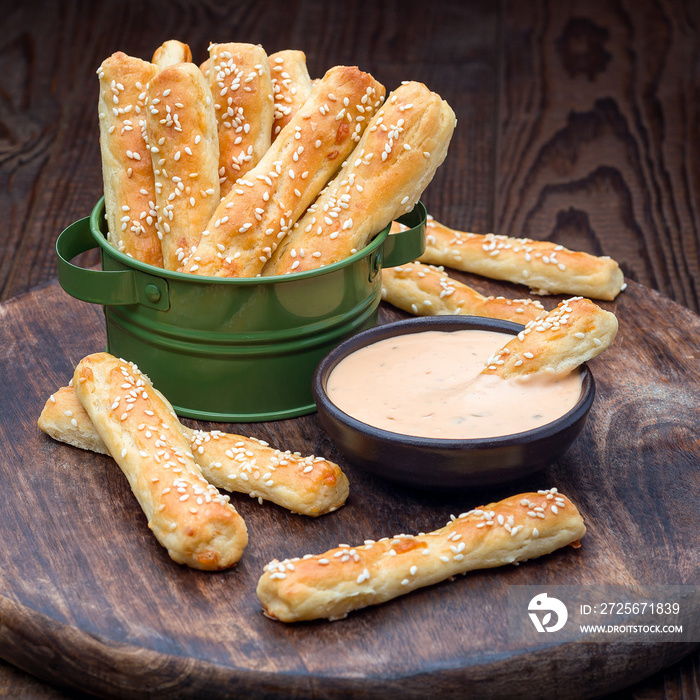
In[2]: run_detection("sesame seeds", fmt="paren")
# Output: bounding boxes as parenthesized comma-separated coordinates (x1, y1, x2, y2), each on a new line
(425, 219, 627, 300)
(94, 356, 238, 535)
(178, 72, 384, 275)
(261, 491, 573, 614)
(356, 568, 370, 584)
(271, 86, 430, 271)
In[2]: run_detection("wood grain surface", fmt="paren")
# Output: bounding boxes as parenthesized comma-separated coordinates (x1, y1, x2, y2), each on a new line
(1, 0, 699, 696)
(497, 0, 700, 311)
(0, 275, 697, 699)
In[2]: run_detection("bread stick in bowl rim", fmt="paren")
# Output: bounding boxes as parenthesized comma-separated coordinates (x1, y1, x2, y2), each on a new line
(206, 42, 274, 196)
(269, 49, 313, 140)
(97, 52, 163, 267)
(152, 40, 192, 69)
(181, 65, 385, 277)
(481, 296, 618, 378)
(264, 81, 455, 275)
(146, 61, 221, 270)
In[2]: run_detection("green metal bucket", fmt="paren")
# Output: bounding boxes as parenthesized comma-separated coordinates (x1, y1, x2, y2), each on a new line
(56, 198, 426, 422)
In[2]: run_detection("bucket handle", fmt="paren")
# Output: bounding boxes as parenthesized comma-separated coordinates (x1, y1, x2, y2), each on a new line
(381, 201, 427, 268)
(56, 217, 169, 311)
(56, 201, 426, 308)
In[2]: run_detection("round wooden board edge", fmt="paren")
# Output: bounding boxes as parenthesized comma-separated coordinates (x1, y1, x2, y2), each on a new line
(1, 593, 697, 700)
(2, 278, 699, 698)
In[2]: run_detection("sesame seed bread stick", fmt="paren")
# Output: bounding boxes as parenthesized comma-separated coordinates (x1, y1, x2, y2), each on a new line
(257, 489, 585, 622)
(39, 385, 350, 517)
(39, 386, 111, 455)
(152, 40, 193, 69)
(269, 50, 314, 141)
(381, 261, 545, 323)
(146, 63, 220, 270)
(188, 429, 349, 516)
(97, 52, 163, 267)
(207, 43, 274, 196)
(181, 65, 385, 277)
(481, 296, 618, 378)
(263, 81, 456, 276)
(73, 353, 248, 570)
(420, 217, 626, 301)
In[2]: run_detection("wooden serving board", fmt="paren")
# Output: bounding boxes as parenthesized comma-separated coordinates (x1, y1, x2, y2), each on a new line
(0, 275, 698, 699)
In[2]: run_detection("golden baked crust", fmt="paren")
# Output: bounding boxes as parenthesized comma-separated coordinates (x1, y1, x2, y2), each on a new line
(257, 489, 585, 622)
(152, 40, 192, 69)
(263, 81, 455, 275)
(97, 52, 163, 266)
(481, 296, 618, 377)
(39, 386, 349, 517)
(381, 260, 545, 323)
(207, 43, 274, 196)
(189, 429, 349, 516)
(181, 65, 385, 277)
(420, 218, 626, 301)
(269, 50, 313, 140)
(146, 62, 220, 270)
(38, 386, 110, 455)
(73, 353, 247, 570)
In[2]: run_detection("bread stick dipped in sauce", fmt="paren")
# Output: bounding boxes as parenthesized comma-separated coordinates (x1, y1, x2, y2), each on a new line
(326, 297, 618, 440)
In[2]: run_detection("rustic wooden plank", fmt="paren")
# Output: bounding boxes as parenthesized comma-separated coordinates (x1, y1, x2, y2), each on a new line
(618, 650, 700, 700)
(0, 659, 76, 700)
(0, 278, 697, 698)
(496, 0, 700, 312)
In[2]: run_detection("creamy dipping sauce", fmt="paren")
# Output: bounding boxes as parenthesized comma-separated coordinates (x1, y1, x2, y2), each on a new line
(326, 330, 583, 439)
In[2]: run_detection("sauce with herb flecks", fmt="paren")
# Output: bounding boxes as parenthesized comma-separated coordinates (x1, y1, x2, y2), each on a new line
(327, 330, 583, 439)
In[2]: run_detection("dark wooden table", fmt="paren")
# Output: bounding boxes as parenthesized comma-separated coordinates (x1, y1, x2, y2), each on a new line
(1, 0, 698, 697)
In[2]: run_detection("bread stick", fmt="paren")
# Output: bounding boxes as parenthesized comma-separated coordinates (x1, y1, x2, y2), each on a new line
(269, 50, 313, 140)
(181, 65, 385, 277)
(152, 40, 192, 69)
(257, 489, 585, 622)
(420, 218, 626, 301)
(263, 81, 455, 275)
(146, 63, 220, 270)
(38, 386, 110, 455)
(73, 353, 247, 570)
(97, 52, 163, 266)
(188, 429, 349, 516)
(382, 261, 545, 323)
(481, 296, 618, 378)
(207, 43, 274, 196)
(39, 385, 349, 516)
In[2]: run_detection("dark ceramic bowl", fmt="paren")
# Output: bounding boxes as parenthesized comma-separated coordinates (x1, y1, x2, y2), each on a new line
(312, 316, 595, 489)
